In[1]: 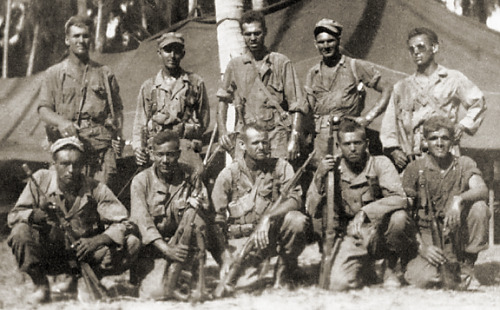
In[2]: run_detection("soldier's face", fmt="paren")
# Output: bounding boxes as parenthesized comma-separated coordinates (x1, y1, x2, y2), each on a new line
(425, 128, 452, 159)
(152, 141, 181, 175)
(158, 43, 185, 70)
(338, 130, 367, 165)
(65, 25, 91, 58)
(242, 22, 266, 53)
(315, 32, 340, 59)
(241, 128, 270, 161)
(408, 34, 436, 68)
(54, 149, 84, 186)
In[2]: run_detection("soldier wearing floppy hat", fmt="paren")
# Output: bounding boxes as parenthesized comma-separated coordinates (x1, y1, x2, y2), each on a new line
(132, 31, 209, 174)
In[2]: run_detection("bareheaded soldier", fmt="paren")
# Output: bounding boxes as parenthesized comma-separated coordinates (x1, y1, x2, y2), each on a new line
(212, 124, 308, 293)
(381, 27, 485, 171)
(217, 10, 306, 160)
(306, 119, 412, 290)
(129, 130, 210, 299)
(38, 16, 124, 186)
(402, 116, 489, 289)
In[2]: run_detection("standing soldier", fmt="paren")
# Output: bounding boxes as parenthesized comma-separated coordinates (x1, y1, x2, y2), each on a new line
(217, 10, 305, 160)
(129, 131, 210, 300)
(7, 137, 140, 305)
(380, 27, 486, 171)
(402, 116, 489, 289)
(38, 16, 124, 186)
(212, 124, 308, 294)
(305, 18, 393, 166)
(132, 32, 209, 171)
(306, 119, 412, 290)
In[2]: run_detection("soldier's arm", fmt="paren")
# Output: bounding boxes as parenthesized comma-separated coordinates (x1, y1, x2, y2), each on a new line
(132, 83, 150, 151)
(216, 63, 236, 151)
(109, 72, 124, 138)
(455, 73, 486, 135)
(94, 182, 129, 246)
(7, 171, 46, 227)
(361, 157, 406, 223)
(355, 60, 393, 125)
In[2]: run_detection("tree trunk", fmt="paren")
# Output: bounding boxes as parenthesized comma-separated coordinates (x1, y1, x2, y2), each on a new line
(188, 0, 198, 17)
(95, 0, 106, 53)
(473, 0, 487, 24)
(215, 0, 246, 165)
(252, 0, 266, 10)
(139, 0, 148, 30)
(26, 22, 39, 77)
(2, 0, 12, 78)
(77, 0, 87, 16)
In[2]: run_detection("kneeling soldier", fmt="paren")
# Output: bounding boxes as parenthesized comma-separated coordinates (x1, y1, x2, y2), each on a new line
(129, 131, 209, 300)
(402, 116, 490, 289)
(306, 119, 413, 290)
(212, 124, 308, 295)
(8, 137, 140, 304)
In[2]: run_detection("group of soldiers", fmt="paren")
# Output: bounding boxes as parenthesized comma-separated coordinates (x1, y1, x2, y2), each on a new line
(7, 10, 490, 305)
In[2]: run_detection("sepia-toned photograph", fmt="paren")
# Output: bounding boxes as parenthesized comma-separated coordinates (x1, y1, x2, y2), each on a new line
(0, 0, 499, 309)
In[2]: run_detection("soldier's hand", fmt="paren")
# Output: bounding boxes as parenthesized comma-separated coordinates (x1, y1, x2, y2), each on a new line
(390, 149, 408, 169)
(454, 123, 465, 142)
(74, 235, 110, 261)
(419, 244, 447, 267)
(134, 148, 148, 166)
(165, 244, 189, 263)
(111, 138, 124, 157)
(59, 121, 79, 138)
(348, 210, 366, 239)
(317, 155, 336, 178)
(30, 208, 48, 225)
(444, 196, 462, 230)
(187, 195, 203, 209)
(219, 133, 234, 153)
(253, 215, 271, 250)
(287, 133, 300, 160)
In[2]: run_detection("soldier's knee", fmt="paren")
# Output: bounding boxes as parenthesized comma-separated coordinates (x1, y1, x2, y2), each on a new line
(8, 223, 33, 247)
(468, 201, 490, 222)
(125, 234, 141, 257)
(329, 276, 359, 291)
(283, 211, 308, 234)
(388, 210, 409, 233)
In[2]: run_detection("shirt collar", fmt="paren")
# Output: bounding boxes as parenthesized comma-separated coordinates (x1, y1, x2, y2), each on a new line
(313, 54, 346, 74)
(153, 68, 190, 88)
(340, 153, 373, 185)
(242, 48, 272, 64)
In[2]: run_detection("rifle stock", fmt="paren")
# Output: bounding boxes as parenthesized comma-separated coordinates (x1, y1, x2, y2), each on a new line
(318, 115, 341, 289)
(214, 150, 316, 298)
(22, 164, 108, 300)
(419, 170, 461, 290)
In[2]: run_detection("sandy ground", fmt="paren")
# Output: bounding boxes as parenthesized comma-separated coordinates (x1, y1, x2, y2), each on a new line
(1, 239, 500, 310)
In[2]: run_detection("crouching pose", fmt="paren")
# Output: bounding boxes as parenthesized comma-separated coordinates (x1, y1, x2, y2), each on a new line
(213, 124, 309, 296)
(306, 119, 413, 290)
(8, 137, 140, 305)
(402, 116, 490, 289)
(129, 131, 210, 300)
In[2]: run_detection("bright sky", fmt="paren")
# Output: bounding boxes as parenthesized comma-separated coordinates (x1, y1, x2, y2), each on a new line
(442, 0, 500, 32)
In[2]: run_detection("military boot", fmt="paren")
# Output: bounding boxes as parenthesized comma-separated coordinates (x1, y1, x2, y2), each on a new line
(383, 255, 402, 288)
(28, 269, 50, 305)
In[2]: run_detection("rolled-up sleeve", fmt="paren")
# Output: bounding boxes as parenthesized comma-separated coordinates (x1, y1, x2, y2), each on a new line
(211, 167, 232, 223)
(216, 60, 236, 103)
(129, 173, 163, 245)
(95, 183, 129, 246)
(283, 60, 306, 114)
(132, 81, 151, 150)
(455, 72, 486, 134)
(38, 68, 58, 112)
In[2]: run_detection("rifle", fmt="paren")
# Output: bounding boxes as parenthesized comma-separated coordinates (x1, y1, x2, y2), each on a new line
(318, 115, 342, 289)
(22, 164, 108, 300)
(419, 169, 461, 290)
(116, 126, 148, 199)
(214, 150, 316, 298)
(163, 130, 228, 302)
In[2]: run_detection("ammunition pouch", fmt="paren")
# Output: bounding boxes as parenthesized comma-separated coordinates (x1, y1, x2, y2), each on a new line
(227, 223, 255, 239)
(78, 121, 114, 151)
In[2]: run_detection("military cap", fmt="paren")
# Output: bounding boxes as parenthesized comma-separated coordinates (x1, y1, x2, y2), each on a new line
(50, 137, 84, 154)
(157, 32, 185, 48)
(314, 18, 343, 37)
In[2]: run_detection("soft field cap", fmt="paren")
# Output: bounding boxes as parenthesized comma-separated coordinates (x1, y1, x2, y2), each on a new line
(157, 32, 185, 48)
(314, 18, 343, 36)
